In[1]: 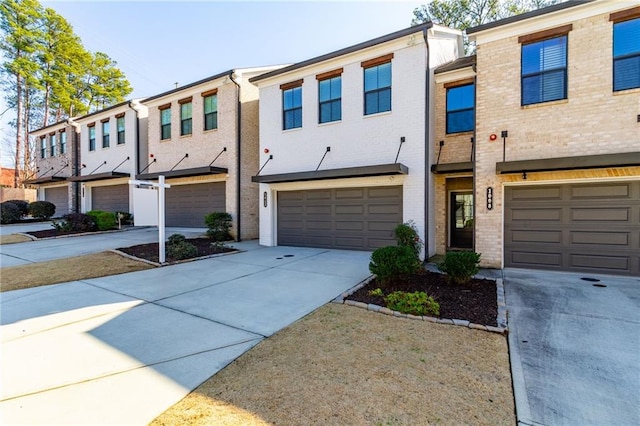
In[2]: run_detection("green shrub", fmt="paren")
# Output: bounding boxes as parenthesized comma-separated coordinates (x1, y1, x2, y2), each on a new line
(28, 201, 56, 219)
(385, 291, 440, 316)
(54, 213, 97, 232)
(205, 212, 232, 241)
(87, 210, 117, 231)
(1, 202, 21, 224)
(369, 245, 420, 285)
(394, 221, 422, 260)
(167, 233, 186, 245)
(437, 251, 481, 285)
(166, 242, 198, 260)
(5, 199, 29, 216)
(368, 288, 384, 297)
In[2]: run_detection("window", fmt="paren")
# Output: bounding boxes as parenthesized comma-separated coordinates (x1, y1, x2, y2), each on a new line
(613, 17, 640, 91)
(318, 75, 342, 123)
(180, 101, 192, 136)
(117, 116, 125, 144)
(89, 126, 96, 151)
(50, 134, 56, 157)
(40, 137, 46, 158)
(102, 121, 110, 148)
(282, 82, 302, 130)
(521, 35, 567, 105)
(160, 106, 171, 140)
(203, 94, 218, 130)
(60, 131, 66, 154)
(363, 58, 392, 115)
(446, 83, 475, 133)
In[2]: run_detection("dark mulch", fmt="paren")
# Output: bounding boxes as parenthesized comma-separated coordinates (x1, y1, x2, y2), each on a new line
(27, 229, 87, 238)
(346, 269, 498, 326)
(117, 238, 235, 264)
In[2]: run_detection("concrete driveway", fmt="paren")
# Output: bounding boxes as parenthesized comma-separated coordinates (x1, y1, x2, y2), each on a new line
(0, 221, 54, 236)
(0, 226, 207, 267)
(0, 242, 371, 424)
(504, 268, 640, 426)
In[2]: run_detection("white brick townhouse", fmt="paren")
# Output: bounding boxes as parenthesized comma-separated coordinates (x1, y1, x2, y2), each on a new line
(250, 23, 462, 256)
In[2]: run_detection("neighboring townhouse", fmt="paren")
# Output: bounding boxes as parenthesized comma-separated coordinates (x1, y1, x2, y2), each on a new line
(26, 120, 80, 216)
(249, 23, 462, 254)
(461, 0, 640, 275)
(69, 100, 148, 215)
(138, 66, 281, 239)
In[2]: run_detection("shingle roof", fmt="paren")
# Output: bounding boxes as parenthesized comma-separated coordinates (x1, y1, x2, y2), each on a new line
(434, 55, 476, 74)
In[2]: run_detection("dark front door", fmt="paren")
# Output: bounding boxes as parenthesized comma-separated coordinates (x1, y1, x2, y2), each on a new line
(450, 192, 473, 249)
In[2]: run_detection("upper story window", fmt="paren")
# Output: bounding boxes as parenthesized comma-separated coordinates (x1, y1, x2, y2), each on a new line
(117, 115, 125, 144)
(160, 104, 171, 140)
(50, 133, 57, 157)
(363, 54, 393, 115)
(446, 82, 475, 134)
(281, 80, 302, 130)
(613, 16, 640, 91)
(317, 69, 342, 124)
(60, 131, 66, 154)
(88, 125, 96, 151)
(521, 36, 567, 105)
(203, 90, 218, 130)
(102, 121, 110, 148)
(180, 98, 192, 136)
(40, 137, 46, 158)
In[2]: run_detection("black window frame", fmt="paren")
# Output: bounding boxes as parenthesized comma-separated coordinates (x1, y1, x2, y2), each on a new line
(60, 131, 66, 154)
(521, 34, 568, 106)
(363, 61, 392, 115)
(180, 101, 192, 136)
(117, 116, 125, 145)
(88, 126, 96, 151)
(40, 137, 46, 158)
(318, 75, 342, 124)
(282, 84, 302, 130)
(102, 121, 110, 148)
(613, 17, 640, 92)
(160, 107, 171, 140)
(203, 93, 218, 131)
(50, 133, 56, 157)
(446, 82, 475, 134)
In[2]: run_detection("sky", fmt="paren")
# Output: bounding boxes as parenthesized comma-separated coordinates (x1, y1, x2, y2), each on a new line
(1, 0, 425, 167)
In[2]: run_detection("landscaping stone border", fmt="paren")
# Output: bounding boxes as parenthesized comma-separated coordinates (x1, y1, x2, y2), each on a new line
(333, 274, 509, 335)
(22, 226, 147, 241)
(109, 247, 243, 267)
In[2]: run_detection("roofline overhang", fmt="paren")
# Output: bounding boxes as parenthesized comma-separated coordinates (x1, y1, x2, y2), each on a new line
(496, 152, 640, 174)
(136, 166, 228, 180)
(249, 22, 433, 84)
(430, 162, 474, 174)
(67, 171, 130, 182)
(23, 176, 68, 185)
(251, 163, 408, 184)
(141, 70, 234, 104)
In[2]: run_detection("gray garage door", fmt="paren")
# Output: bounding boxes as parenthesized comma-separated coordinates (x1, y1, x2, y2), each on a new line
(505, 182, 640, 275)
(277, 186, 403, 251)
(92, 185, 129, 213)
(44, 186, 69, 217)
(166, 182, 225, 227)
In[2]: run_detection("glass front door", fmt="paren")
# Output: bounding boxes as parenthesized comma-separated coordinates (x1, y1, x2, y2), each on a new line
(450, 192, 473, 249)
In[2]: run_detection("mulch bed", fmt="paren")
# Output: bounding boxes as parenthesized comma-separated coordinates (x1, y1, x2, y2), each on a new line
(27, 229, 87, 238)
(346, 269, 498, 326)
(117, 238, 235, 264)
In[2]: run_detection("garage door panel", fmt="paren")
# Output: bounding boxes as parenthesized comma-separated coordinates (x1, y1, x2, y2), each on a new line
(505, 182, 639, 275)
(166, 182, 225, 227)
(277, 186, 402, 251)
(92, 185, 129, 213)
(44, 186, 69, 217)
(509, 186, 561, 200)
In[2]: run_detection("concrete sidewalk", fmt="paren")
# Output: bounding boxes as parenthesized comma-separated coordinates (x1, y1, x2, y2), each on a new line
(504, 268, 640, 426)
(0, 226, 207, 267)
(0, 242, 371, 425)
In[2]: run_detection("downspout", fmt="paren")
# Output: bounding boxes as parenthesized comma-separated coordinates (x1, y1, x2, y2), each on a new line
(472, 70, 477, 252)
(67, 118, 81, 212)
(128, 100, 143, 174)
(229, 71, 242, 242)
(422, 25, 432, 262)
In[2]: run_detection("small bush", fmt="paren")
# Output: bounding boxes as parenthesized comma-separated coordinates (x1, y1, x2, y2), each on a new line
(167, 233, 186, 245)
(205, 212, 232, 241)
(1, 202, 21, 224)
(369, 245, 420, 285)
(87, 210, 117, 231)
(385, 291, 440, 316)
(28, 201, 56, 219)
(437, 251, 481, 285)
(394, 221, 422, 261)
(5, 199, 29, 216)
(166, 243, 198, 260)
(368, 288, 384, 297)
(54, 213, 97, 232)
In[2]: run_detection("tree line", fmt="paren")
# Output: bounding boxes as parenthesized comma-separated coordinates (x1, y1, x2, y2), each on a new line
(1, 0, 131, 187)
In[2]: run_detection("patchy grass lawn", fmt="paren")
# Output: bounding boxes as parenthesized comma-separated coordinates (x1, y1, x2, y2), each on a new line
(0, 234, 32, 245)
(151, 304, 515, 426)
(0, 251, 154, 292)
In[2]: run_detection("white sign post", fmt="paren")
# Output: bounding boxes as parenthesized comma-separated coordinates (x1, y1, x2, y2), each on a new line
(129, 176, 171, 264)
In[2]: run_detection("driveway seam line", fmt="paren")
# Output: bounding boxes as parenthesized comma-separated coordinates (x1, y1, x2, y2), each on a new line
(0, 337, 263, 403)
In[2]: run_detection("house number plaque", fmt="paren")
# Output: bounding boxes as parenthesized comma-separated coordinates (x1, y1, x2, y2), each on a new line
(486, 187, 493, 210)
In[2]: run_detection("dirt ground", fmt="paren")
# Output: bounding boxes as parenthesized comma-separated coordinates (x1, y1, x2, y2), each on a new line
(0, 251, 154, 292)
(151, 304, 515, 426)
